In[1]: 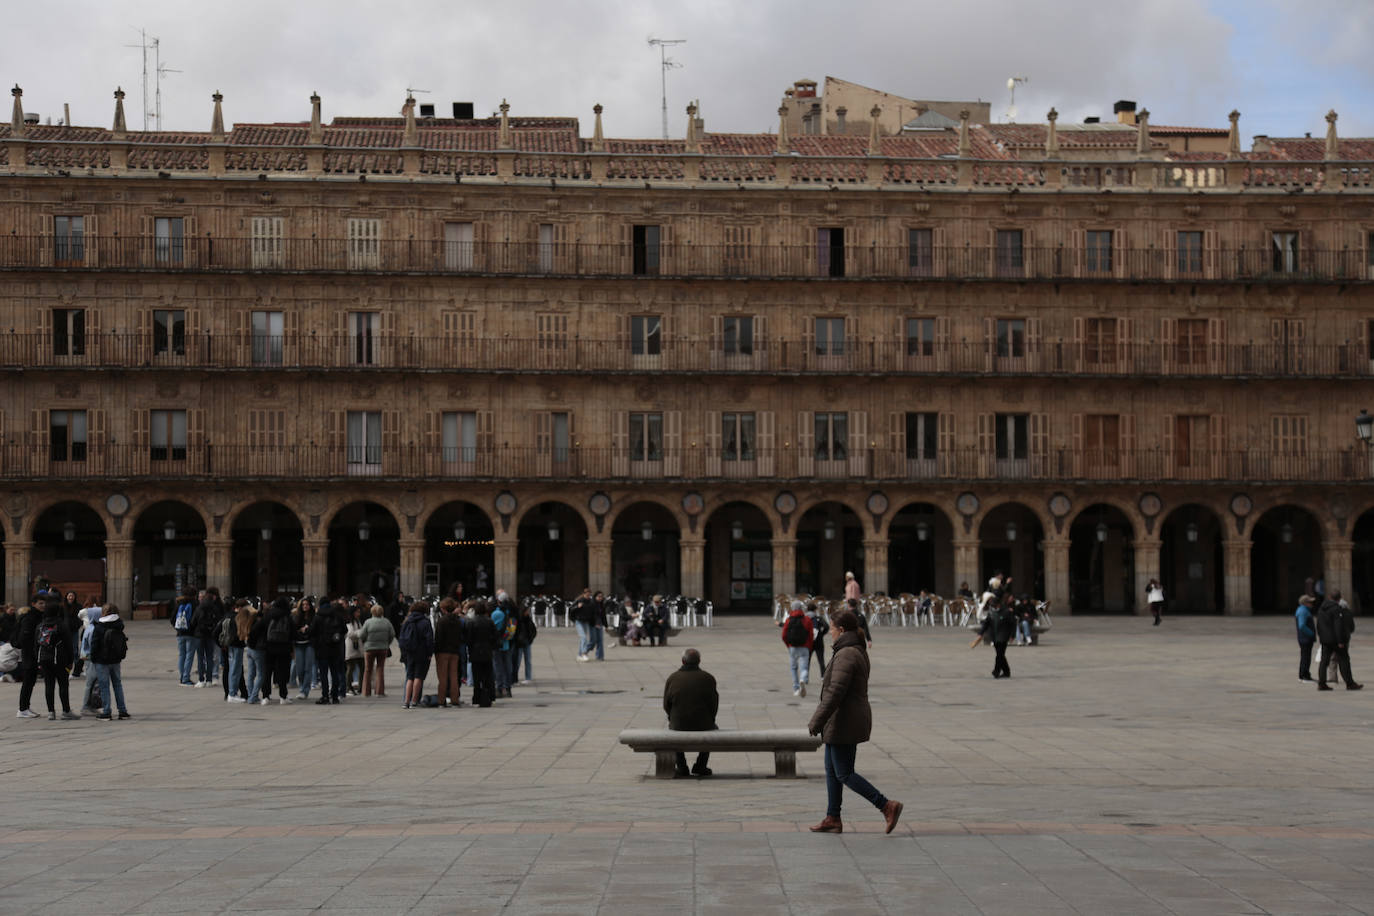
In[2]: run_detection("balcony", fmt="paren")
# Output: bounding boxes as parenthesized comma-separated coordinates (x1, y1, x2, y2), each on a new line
(4, 445, 1367, 484)
(7, 333, 1371, 379)
(0, 237, 1370, 284)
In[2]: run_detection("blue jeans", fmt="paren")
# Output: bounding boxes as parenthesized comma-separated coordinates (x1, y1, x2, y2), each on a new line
(824, 743, 887, 818)
(227, 647, 244, 697)
(292, 645, 316, 696)
(574, 621, 592, 656)
(176, 635, 197, 683)
(788, 646, 811, 691)
(1017, 620, 1033, 644)
(197, 637, 219, 681)
(244, 648, 267, 700)
(94, 662, 127, 715)
(493, 648, 511, 692)
(515, 644, 532, 681)
(590, 625, 605, 660)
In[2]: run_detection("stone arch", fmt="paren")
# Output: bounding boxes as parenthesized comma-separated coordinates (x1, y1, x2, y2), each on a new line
(794, 499, 866, 596)
(1250, 503, 1325, 614)
(1159, 503, 1225, 613)
(1067, 502, 1138, 613)
(886, 500, 958, 596)
(321, 494, 406, 536)
(1068, 496, 1144, 539)
(23, 495, 110, 540)
(1247, 494, 1338, 541)
(609, 500, 684, 599)
(224, 497, 306, 533)
(604, 493, 690, 535)
(793, 493, 866, 524)
(326, 501, 403, 602)
(419, 498, 496, 534)
(516, 498, 589, 596)
(975, 500, 1047, 600)
(875, 493, 960, 539)
(972, 498, 1055, 538)
(702, 499, 777, 610)
(228, 501, 306, 598)
(512, 494, 597, 535)
(422, 499, 497, 599)
(132, 498, 213, 539)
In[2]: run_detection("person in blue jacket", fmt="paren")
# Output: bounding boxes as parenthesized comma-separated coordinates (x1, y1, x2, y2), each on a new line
(1295, 593, 1317, 682)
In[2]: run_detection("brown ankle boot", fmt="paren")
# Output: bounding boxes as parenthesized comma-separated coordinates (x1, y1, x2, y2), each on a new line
(881, 799, 904, 834)
(809, 815, 843, 834)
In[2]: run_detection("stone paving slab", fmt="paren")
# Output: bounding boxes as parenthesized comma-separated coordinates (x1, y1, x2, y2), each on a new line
(2, 614, 1372, 914)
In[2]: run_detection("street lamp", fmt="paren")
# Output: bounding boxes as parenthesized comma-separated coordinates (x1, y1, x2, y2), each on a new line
(1356, 409, 1373, 444)
(641, 520, 654, 541)
(1005, 521, 1017, 542)
(357, 520, 371, 542)
(163, 520, 176, 541)
(915, 520, 930, 542)
(823, 520, 837, 541)
(547, 520, 560, 541)
(1095, 521, 1108, 543)
(730, 520, 744, 540)
(1185, 521, 1199, 543)
(453, 521, 466, 541)
(62, 520, 76, 542)
(261, 526, 272, 541)
(1280, 522, 1293, 544)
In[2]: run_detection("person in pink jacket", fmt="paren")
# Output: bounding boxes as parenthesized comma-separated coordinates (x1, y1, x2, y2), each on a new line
(843, 572, 862, 602)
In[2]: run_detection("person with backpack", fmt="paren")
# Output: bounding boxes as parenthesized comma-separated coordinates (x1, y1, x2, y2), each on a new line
(310, 600, 348, 705)
(171, 590, 197, 686)
(263, 597, 296, 704)
(806, 602, 829, 679)
(491, 590, 516, 699)
(778, 599, 815, 698)
(89, 603, 130, 720)
(399, 601, 435, 709)
(290, 597, 317, 698)
(243, 605, 269, 704)
(79, 600, 105, 713)
(466, 600, 498, 708)
(359, 603, 395, 697)
(975, 593, 1019, 679)
(571, 587, 597, 662)
(35, 598, 78, 720)
(513, 604, 537, 685)
(220, 599, 249, 702)
(191, 587, 224, 687)
(13, 603, 43, 719)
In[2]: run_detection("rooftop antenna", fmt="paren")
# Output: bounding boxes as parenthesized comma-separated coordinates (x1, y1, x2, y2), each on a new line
(647, 36, 685, 140)
(1005, 75, 1028, 123)
(124, 28, 155, 131)
(155, 45, 181, 131)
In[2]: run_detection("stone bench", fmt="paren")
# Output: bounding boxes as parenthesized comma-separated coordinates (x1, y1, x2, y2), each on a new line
(618, 728, 822, 779)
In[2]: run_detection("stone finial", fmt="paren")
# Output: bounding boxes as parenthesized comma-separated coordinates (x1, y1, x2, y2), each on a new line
(685, 102, 699, 152)
(308, 92, 322, 144)
(498, 98, 511, 148)
(210, 91, 225, 141)
(1045, 107, 1060, 157)
(868, 105, 882, 155)
(776, 104, 790, 155)
(591, 103, 604, 152)
(402, 94, 417, 146)
(957, 109, 971, 157)
(11, 85, 23, 136)
(1325, 109, 1339, 161)
(1227, 109, 1241, 159)
(112, 87, 127, 139)
(1135, 108, 1150, 155)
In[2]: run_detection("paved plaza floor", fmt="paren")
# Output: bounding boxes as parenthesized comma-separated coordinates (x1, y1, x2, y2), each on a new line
(2, 613, 1373, 915)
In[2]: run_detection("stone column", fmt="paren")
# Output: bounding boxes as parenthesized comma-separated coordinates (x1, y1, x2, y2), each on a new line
(5, 539, 33, 606)
(104, 539, 133, 612)
(1323, 538, 1354, 604)
(771, 538, 798, 595)
(204, 537, 232, 596)
(1222, 538, 1253, 615)
(398, 538, 425, 597)
(302, 538, 329, 598)
(493, 535, 519, 598)
(1042, 537, 1071, 614)
(1131, 539, 1161, 616)
(679, 538, 705, 598)
(952, 537, 980, 600)
(587, 537, 613, 595)
(862, 537, 889, 596)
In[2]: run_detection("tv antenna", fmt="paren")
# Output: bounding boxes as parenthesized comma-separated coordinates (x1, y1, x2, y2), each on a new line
(125, 29, 180, 130)
(1005, 75, 1028, 123)
(647, 36, 685, 140)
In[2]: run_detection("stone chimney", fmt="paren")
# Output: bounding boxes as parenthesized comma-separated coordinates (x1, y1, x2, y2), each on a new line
(402, 95, 418, 146)
(1045, 108, 1060, 157)
(685, 102, 699, 152)
(835, 106, 847, 134)
(10, 85, 24, 137)
(1325, 109, 1339, 161)
(591, 103, 604, 152)
(210, 91, 225, 141)
(1135, 108, 1150, 156)
(112, 87, 127, 139)
(1114, 99, 1137, 126)
(868, 106, 882, 155)
(957, 109, 971, 158)
(1252, 135, 1272, 155)
(497, 99, 511, 149)
(308, 93, 323, 144)
(776, 105, 790, 155)
(1227, 110, 1241, 160)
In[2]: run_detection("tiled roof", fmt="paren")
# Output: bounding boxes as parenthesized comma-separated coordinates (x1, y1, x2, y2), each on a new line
(1260, 138, 1374, 161)
(1149, 125, 1229, 135)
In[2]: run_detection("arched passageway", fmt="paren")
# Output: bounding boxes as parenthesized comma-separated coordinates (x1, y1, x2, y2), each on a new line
(703, 501, 773, 612)
(32, 502, 107, 601)
(796, 502, 863, 597)
(1250, 506, 1324, 614)
(611, 502, 680, 599)
(133, 501, 205, 603)
(887, 502, 955, 596)
(327, 502, 400, 602)
(1353, 509, 1374, 614)
(978, 503, 1044, 600)
(517, 502, 587, 597)
(1069, 504, 1135, 613)
(231, 502, 304, 598)
(1159, 504, 1224, 613)
(424, 501, 495, 598)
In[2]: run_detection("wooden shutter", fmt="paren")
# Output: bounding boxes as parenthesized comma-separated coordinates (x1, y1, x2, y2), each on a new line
(938, 412, 956, 477)
(132, 408, 150, 475)
(186, 409, 205, 474)
(797, 410, 815, 477)
(612, 410, 629, 477)
(843, 316, 859, 370)
(425, 411, 442, 475)
(756, 410, 775, 477)
(1072, 316, 1085, 370)
(85, 308, 102, 363)
(29, 409, 48, 476)
(1031, 413, 1050, 478)
(185, 309, 203, 366)
(752, 314, 768, 370)
(476, 410, 493, 475)
(535, 411, 552, 477)
(136, 308, 152, 364)
(36, 307, 52, 366)
(705, 410, 722, 477)
(983, 317, 995, 371)
(1209, 414, 1229, 479)
(935, 316, 952, 371)
(1120, 413, 1136, 478)
(1207, 318, 1227, 373)
(1161, 414, 1175, 478)
(663, 410, 682, 477)
(615, 314, 631, 371)
(1203, 229, 1219, 279)
(888, 411, 906, 478)
(1071, 413, 1084, 478)
(378, 311, 396, 367)
(283, 310, 300, 367)
(977, 412, 994, 478)
(328, 410, 345, 475)
(710, 315, 724, 370)
(1160, 317, 1177, 375)
(801, 320, 816, 371)
(1116, 317, 1134, 373)
(1070, 228, 1084, 275)
(848, 410, 869, 476)
(88, 408, 106, 474)
(1026, 317, 1042, 372)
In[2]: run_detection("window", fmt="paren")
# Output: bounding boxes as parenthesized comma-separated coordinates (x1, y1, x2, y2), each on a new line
(251, 216, 283, 268)
(905, 318, 935, 357)
(551, 412, 570, 463)
(150, 409, 187, 462)
(1367, 232, 1374, 278)
(1177, 230, 1203, 274)
(537, 223, 554, 272)
(53, 308, 85, 356)
(995, 413, 1029, 461)
(154, 217, 184, 264)
(905, 412, 938, 460)
(722, 413, 756, 461)
(817, 227, 845, 277)
(1083, 318, 1116, 366)
(815, 318, 845, 356)
(631, 316, 662, 355)
(632, 225, 660, 275)
(996, 319, 1025, 358)
(442, 411, 477, 464)
(814, 412, 848, 461)
(54, 216, 84, 265)
(1173, 415, 1210, 468)
(722, 316, 753, 356)
(50, 410, 87, 462)
(995, 229, 1023, 276)
(1083, 414, 1120, 466)
(349, 311, 379, 365)
(445, 222, 473, 270)
(536, 313, 568, 352)
(1176, 318, 1207, 367)
(1271, 231, 1298, 274)
(347, 218, 380, 269)
(1085, 230, 1113, 273)
(251, 310, 284, 365)
(153, 309, 185, 357)
(1271, 415, 1308, 456)
(908, 228, 933, 276)
(443, 310, 476, 348)
(723, 225, 752, 269)
(346, 411, 382, 472)
(629, 412, 663, 461)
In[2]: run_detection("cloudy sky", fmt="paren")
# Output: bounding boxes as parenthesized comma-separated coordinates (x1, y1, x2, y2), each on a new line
(8, 0, 1373, 143)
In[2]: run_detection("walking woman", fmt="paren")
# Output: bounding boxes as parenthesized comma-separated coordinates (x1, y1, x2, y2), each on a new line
(1146, 578, 1165, 626)
(807, 608, 902, 835)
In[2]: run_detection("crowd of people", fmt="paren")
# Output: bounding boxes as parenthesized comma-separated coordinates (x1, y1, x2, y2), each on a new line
(1, 589, 130, 720)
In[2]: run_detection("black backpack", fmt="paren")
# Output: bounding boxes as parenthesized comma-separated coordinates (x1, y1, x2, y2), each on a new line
(94, 623, 128, 664)
(783, 615, 809, 647)
(216, 615, 236, 649)
(36, 620, 63, 664)
(266, 613, 292, 645)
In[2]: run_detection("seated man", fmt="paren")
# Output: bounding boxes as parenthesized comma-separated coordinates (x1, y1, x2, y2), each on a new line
(663, 648, 718, 778)
(646, 595, 671, 647)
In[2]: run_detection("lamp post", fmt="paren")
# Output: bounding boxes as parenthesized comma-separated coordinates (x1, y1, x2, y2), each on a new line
(357, 520, 371, 542)
(163, 520, 176, 541)
(915, 520, 930, 542)
(641, 520, 653, 542)
(730, 520, 744, 541)
(547, 520, 560, 541)
(1356, 409, 1373, 445)
(1095, 520, 1108, 543)
(453, 521, 466, 541)
(1005, 521, 1017, 542)
(62, 520, 77, 542)
(1185, 521, 1199, 543)
(261, 526, 272, 542)
(823, 520, 837, 541)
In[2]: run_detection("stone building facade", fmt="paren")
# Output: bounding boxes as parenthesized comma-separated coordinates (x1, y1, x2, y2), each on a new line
(1, 86, 1372, 615)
